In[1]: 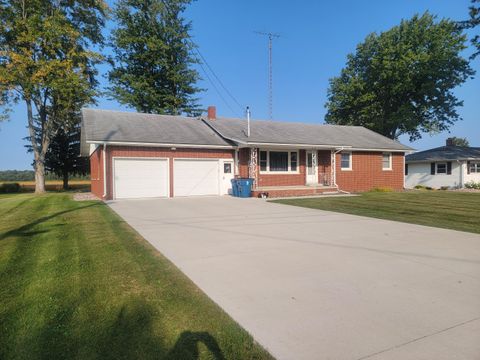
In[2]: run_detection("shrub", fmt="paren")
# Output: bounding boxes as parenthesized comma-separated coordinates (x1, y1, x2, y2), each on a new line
(414, 185, 426, 190)
(369, 186, 393, 192)
(465, 181, 480, 190)
(0, 183, 21, 193)
(440, 186, 450, 191)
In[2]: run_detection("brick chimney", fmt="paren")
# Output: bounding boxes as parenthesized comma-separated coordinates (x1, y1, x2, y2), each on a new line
(207, 106, 216, 120)
(446, 138, 455, 147)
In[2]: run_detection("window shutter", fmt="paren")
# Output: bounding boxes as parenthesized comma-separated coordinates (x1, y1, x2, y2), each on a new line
(405, 164, 408, 175)
(447, 162, 452, 175)
(467, 161, 470, 175)
(431, 163, 435, 175)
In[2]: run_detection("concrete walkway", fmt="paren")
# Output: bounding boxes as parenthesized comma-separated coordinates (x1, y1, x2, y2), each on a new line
(108, 197, 480, 360)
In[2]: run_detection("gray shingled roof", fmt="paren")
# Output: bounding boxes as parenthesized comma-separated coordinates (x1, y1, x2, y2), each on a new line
(80, 108, 412, 155)
(80, 109, 233, 155)
(204, 117, 412, 150)
(406, 146, 480, 162)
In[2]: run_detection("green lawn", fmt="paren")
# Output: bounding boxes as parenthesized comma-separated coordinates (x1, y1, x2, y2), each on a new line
(273, 191, 480, 234)
(0, 193, 272, 360)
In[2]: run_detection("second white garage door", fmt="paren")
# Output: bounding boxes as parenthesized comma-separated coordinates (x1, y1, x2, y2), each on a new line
(174, 159, 219, 196)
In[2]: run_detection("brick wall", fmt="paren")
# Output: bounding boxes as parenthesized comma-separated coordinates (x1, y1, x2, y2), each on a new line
(91, 145, 233, 199)
(89, 146, 103, 199)
(335, 151, 405, 192)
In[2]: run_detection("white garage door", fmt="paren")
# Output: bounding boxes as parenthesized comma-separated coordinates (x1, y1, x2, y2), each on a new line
(174, 159, 219, 196)
(114, 158, 169, 199)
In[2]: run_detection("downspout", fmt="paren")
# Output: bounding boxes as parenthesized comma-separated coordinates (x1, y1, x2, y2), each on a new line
(332, 147, 350, 194)
(103, 142, 107, 199)
(457, 160, 463, 188)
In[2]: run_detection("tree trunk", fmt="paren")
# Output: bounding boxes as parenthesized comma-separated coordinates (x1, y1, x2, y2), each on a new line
(62, 169, 69, 190)
(35, 158, 46, 194)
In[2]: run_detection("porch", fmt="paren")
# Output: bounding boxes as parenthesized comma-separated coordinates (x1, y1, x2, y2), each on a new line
(251, 184, 339, 198)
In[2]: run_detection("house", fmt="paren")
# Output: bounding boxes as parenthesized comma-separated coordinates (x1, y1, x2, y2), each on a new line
(405, 138, 480, 189)
(80, 107, 412, 200)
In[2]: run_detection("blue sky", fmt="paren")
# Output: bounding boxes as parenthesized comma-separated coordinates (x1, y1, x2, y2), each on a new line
(0, 0, 478, 170)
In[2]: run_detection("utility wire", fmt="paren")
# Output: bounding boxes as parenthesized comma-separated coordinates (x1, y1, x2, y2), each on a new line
(194, 48, 244, 112)
(160, 0, 244, 116)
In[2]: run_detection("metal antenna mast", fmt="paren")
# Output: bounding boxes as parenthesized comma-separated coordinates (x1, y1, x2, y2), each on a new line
(255, 31, 280, 120)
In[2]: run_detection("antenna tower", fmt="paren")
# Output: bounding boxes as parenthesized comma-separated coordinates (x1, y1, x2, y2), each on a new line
(255, 31, 280, 120)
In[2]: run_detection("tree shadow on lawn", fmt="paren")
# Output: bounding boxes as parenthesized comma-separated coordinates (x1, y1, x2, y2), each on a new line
(0, 202, 101, 242)
(34, 298, 226, 360)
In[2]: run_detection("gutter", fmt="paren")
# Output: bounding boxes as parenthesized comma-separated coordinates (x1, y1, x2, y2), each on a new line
(102, 142, 107, 199)
(87, 140, 235, 149)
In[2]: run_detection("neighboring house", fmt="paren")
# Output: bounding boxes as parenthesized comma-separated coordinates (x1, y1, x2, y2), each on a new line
(405, 138, 480, 189)
(80, 107, 412, 200)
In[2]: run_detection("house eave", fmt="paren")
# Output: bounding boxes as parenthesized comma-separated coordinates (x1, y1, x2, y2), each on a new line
(86, 140, 237, 149)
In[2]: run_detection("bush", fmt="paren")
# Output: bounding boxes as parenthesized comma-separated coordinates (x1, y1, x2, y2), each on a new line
(369, 186, 393, 192)
(465, 181, 480, 190)
(0, 183, 21, 193)
(414, 185, 434, 190)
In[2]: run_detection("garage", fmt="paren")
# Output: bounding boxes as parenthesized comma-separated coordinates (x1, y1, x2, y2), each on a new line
(113, 158, 169, 199)
(174, 159, 220, 196)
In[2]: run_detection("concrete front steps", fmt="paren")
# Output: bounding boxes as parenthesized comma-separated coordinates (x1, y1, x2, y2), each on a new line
(251, 185, 340, 198)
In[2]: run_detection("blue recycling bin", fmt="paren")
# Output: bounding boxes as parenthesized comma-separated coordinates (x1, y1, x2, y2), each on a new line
(237, 178, 254, 198)
(230, 179, 239, 197)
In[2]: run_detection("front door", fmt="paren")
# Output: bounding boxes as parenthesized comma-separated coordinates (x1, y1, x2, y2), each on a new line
(306, 151, 318, 185)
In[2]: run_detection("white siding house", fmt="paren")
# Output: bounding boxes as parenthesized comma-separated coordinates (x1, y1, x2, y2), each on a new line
(405, 139, 480, 189)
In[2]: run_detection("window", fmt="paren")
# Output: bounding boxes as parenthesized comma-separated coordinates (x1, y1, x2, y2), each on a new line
(259, 150, 299, 173)
(291, 152, 298, 172)
(382, 152, 392, 170)
(436, 163, 447, 174)
(223, 163, 232, 174)
(259, 151, 267, 171)
(469, 162, 480, 173)
(340, 152, 351, 170)
(269, 151, 288, 171)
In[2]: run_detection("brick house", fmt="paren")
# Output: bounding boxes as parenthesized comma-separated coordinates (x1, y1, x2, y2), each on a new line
(80, 107, 411, 200)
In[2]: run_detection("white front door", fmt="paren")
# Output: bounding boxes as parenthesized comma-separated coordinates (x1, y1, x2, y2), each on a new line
(114, 158, 169, 199)
(174, 159, 220, 196)
(220, 160, 234, 195)
(306, 151, 318, 184)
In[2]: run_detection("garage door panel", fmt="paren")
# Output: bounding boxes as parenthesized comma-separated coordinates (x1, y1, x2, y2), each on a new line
(114, 158, 168, 199)
(174, 160, 219, 196)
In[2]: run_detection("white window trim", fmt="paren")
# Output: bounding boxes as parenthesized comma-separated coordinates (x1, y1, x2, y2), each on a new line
(469, 162, 480, 173)
(436, 162, 448, 175)
(259, 149, 300, 174)
(340, 151, 352, 171)
(382, 152, 392, 171)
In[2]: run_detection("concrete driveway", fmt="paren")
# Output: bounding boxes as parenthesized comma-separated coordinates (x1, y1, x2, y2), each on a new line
(108, 197, 480, 360)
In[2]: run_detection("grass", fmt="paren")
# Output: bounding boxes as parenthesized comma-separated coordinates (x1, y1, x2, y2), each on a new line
(0, 193, 272, 360)
(0, 180, 91, 192)
(273, 190, 480, 234)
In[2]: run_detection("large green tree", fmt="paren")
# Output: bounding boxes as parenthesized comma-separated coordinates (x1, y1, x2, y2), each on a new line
(325, 13, 474, 141)
(0, 0, 107, 193)
(460, 0, 479, 59)
(109, 0, 201, 115)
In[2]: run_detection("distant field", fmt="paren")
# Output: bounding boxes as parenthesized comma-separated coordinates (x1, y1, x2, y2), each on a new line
(0, 180, 91, 192)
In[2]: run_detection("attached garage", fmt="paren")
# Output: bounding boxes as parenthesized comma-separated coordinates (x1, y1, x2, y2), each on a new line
(113, 158, 169, 199)
(174, 159, 220, 196)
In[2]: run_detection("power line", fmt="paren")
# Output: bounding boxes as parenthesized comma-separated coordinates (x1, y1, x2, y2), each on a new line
(197, 59, 238, 116)
(160, 0, 244, 116)
(194, 48, 244, 112)
(255, 31, 281, 120)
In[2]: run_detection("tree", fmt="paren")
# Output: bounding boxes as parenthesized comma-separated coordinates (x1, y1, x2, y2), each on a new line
(459, 0, 480, 59)
(0, 1, 107, 193)
(325, 13, 474, 141)
(45, 124, 89, 189)
(448, 136, 470, 147)
(109, 0, 202, 115)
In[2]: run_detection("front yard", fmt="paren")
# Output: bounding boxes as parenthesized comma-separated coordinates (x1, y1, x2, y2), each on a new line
(273, 191, 480, 234)
(0, 193, 272, 359)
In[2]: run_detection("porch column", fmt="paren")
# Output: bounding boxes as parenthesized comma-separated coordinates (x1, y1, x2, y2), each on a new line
(249, 147, 258, 189)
